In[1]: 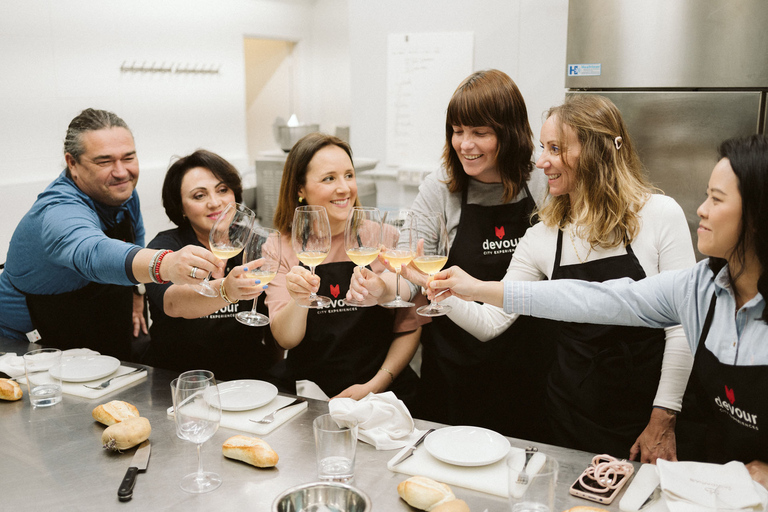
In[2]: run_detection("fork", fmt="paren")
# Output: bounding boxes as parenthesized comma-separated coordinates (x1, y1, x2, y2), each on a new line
(83, 367, 144, 389)
(249, 398, 306, 424)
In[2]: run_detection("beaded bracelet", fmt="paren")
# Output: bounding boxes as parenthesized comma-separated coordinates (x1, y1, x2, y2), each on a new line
(220, 279, 238, 304)
(147, 250, 164, 284)
(150, 250, 172, 284)
(379, 367, 395, 383)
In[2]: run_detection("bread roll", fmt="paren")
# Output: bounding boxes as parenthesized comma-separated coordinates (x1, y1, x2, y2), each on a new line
(222, 435, 279, 468)
(0, 378, 23, 401)
(102, 416, 151, 451)
(431, 499, 470, 512)
(563, 506, 610, 512)
(92, 400, 140, 426)
(397, 476, 456, 511)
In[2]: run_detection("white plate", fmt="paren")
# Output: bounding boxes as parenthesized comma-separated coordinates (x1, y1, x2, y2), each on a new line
(208, 380, 278, 411)
(50, 355, 121, 382)
(424, 425, 510, 467)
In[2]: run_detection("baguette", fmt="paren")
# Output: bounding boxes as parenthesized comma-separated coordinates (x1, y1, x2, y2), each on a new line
(222, 435, 279, 468)
(102, 416, 151, 451)
(0, 378, 23, 401)
(397, 476, 456, 511)
(432, 499, 470, 512)
(92, 400, 140, 426)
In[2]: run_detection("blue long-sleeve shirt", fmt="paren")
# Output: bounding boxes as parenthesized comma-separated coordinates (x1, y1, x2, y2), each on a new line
(505, 259, 767, 366)
(0, 170, 144, 340)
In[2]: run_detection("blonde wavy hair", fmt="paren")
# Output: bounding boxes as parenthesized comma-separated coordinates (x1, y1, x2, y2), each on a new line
(537, 95, 655, 248)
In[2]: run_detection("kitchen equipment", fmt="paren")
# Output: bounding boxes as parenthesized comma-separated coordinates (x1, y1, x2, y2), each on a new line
(390, 428, 435, 466)
(275, 123, 319, 152)
(118, 440, 151, 501)
(566, 0, 768, 259)
(83, 367, 144, 390)
(272, 481, 371, 512)
(250, 397, 306, 424)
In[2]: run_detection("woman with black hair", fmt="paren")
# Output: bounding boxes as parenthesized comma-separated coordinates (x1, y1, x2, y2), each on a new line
(430, 134, 768, 487)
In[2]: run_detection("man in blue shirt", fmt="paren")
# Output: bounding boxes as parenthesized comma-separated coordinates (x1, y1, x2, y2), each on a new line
(0, 109, 223, 359)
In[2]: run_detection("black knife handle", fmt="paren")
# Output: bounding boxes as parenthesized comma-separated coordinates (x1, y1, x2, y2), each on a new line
(118, 467, 138, 501)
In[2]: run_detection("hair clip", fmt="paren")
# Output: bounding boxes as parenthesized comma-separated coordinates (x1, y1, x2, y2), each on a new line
(614, 136, 623, 150)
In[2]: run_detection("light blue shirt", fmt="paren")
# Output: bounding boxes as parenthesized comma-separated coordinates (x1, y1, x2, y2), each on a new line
(0, 170, 144, 340)
(505, 259, 767, 366)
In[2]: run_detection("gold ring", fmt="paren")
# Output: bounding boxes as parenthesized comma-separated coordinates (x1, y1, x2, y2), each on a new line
(190, 266, 198, 279)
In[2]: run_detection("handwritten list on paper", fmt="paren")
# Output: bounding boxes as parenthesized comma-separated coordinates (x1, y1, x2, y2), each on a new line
(386, 32, 474, 171)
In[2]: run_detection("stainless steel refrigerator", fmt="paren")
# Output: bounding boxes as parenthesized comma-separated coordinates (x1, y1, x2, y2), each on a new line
(566, 0, 768, 259)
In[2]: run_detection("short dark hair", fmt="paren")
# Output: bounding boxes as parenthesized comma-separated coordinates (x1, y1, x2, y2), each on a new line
(442, 69, 534, 202)
(64, 108, 131, 163)
(708, 134, 768, 323)
(162, 149, 243, 227)
(272, 133, 354, 233)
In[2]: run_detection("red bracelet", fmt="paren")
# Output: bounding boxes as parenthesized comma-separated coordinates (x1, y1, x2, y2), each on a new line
(153, 250, 172, 284)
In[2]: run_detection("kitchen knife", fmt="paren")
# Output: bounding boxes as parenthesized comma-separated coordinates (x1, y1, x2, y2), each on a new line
(391, 428, 435, 466)
(118, 440, 151, 501)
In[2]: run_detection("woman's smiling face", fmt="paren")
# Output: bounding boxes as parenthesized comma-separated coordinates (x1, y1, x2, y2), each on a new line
(299, 144, 357, 235)
(451, 125, 500, 183)
(696, 158, 743, 260)
(536, 115, 581, 201)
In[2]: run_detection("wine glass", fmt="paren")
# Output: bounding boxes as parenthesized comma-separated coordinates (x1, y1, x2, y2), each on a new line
(192, 202, 255, 297)
(235, 226, 281, 326)
(292, 205, 332, 308)
(344, 206, 382, 307)
(174, 370, 222, 494)
(414, 212, 451, 317)
(381, 209, 416, 308)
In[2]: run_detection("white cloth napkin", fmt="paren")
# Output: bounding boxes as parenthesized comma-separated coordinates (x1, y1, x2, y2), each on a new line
(657, 459, 768, 512)
(0, 348, 100, 378)
(329, 391, 423, 450)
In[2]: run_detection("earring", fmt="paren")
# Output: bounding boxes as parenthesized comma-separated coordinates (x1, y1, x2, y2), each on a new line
(614, 136, 623, 150)
(298, 196, 304, 204)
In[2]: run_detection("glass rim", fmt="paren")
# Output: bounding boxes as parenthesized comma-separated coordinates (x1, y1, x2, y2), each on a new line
(506, 451, 559, 475)
(23, 347, 61, 358)
(313, 413, 356, 433)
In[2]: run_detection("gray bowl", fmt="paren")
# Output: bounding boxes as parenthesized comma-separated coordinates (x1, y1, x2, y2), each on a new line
(276, 124, 320, 152)
(272, 481, 372, 512)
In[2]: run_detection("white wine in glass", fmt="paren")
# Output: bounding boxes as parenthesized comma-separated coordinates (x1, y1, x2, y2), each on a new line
(344, 206, 381, 307)
(381, 209, 416, 308)
(415, 212, 451, 317)
(292, 205, 332, 308)
(192, 202, 255, 297)
(174, 370, 222, 494)
(235, 226, 281, 326)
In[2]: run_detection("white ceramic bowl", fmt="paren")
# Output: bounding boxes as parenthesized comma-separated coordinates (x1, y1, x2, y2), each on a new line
(272, 481, 371, 512)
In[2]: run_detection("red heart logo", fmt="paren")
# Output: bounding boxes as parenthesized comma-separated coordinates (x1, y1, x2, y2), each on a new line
(330, 284, 340, 298)
(495, 226, 505, 240)
(725, 385, 735, 405)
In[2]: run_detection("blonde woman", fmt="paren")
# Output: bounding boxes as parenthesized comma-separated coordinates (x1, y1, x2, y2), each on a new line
(429, 95, 696, 462)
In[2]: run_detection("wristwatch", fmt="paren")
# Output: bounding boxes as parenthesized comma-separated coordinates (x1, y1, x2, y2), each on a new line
(133, 283, 146, 296)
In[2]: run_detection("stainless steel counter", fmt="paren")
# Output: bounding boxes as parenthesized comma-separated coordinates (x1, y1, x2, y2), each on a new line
(1, 337, 633, 511)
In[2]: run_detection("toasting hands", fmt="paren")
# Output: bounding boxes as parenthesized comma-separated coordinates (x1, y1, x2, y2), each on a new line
(285, 265, 321, 303)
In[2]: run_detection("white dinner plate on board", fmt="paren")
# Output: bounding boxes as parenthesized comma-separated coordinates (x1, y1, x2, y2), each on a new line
(207, 380, 278, 411)
(50, 355, 121, 382)
(424, 425, 511, 467)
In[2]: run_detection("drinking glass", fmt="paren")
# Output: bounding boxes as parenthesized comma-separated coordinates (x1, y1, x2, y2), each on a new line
(236, 226, 281, 326)
(192, 202, 255, 297)
(414, 212, 451, 317)
(381, 209, 416, 308)
(292, 205, 332, 308)
(313, 414, 358, 483)
(174, 370, 222, 493)
(23, 348, 62, 407)
(344, 206, 382, 307)
(507, 451, 558, 512)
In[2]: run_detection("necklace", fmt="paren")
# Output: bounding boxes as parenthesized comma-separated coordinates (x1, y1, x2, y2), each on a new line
(569, 227, 593, 264)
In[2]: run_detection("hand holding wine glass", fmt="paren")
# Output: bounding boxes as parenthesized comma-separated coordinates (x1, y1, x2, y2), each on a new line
(235, 226, 281, 326)
(193, 202, 255, 297)
(174, 370, 222, 494)
(344, 206, 381, 307)
(414, 212, 451, 317)
(381, 209, 416, 308)
(292, 205, 332, 308)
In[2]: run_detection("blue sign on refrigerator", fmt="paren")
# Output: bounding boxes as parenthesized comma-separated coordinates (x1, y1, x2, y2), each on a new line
(567, 64, 601, 77)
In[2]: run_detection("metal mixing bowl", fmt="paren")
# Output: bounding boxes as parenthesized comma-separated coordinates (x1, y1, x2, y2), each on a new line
(272, 481, 372, 512)
(276, 124, 320, 152)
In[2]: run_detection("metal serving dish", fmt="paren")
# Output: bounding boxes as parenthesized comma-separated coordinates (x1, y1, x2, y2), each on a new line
(272, 481, 372, 512)
(276, 124, 320, 152)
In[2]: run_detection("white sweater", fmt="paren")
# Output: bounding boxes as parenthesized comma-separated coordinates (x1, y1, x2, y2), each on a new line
(443, 194, 697, 410)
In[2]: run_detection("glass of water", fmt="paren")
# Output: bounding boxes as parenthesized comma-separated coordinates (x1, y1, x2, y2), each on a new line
(507, 451, 558, 512)
(23, 348, 62, 407)
(313, 414, 358, 483)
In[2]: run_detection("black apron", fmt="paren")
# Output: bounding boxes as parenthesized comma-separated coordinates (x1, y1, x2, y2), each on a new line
(417, 185, 556, 441)
(682, 294, 768, 463)
(22, 214, 135, 361)
(547, 230, 666, 456)
(278, 260, 418, 401)
(148, 251, 283, 382)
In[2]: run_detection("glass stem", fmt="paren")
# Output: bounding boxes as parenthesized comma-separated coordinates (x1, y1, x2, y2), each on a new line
(196, 443, 204, 481)
(308, 266, 317, 299)
(394, 269, 402, 300)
